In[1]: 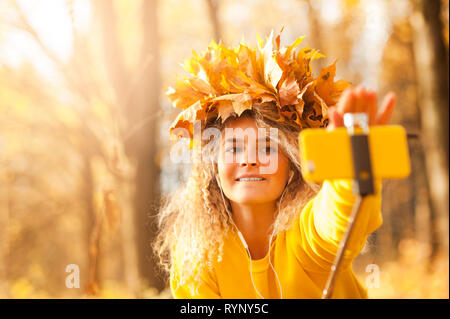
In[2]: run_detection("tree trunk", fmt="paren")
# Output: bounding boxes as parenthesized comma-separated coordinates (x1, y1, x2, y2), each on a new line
(130, 0, 165, 292)
(0, 172, 12, 298)
(83, 154, 101, 296)
(95, 0, 141, 294)
(305, 0, 326, 70)
(95, 0, 128, 100)
(117, 175, 141, 296)
(410, 0, 449, 258)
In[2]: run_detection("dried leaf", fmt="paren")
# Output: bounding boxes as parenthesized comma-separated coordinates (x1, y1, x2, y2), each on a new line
(166, 80, 208, 110)
(188, 78, 216, 96)
(217, 100, 234, 122)
(183, 49, 200, 75)
(314, 90, 329, 120)
(169, 101, 206, 139)
(259, 30, 283, 90)
(314, 60, 351, 107)
(213, 93, 253, 122)
(238, 44, 261, 83)
(279, 71, 300, 107)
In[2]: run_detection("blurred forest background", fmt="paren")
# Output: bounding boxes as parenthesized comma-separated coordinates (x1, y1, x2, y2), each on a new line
(0, 0, 448, 299)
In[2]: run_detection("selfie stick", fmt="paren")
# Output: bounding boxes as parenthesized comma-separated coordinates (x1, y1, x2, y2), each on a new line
(321, 113, 375, 299)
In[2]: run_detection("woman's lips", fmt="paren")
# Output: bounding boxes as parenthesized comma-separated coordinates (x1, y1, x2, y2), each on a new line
(235, 177, 266, 182)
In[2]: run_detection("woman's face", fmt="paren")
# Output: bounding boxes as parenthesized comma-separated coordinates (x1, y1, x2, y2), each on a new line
(217, 116, 291, 205)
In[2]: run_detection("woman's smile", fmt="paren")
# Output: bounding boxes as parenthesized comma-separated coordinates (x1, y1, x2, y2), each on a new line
(235, 174, 266, 182)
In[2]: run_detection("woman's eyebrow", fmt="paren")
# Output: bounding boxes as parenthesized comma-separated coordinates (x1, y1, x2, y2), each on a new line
(224, 137, 272, 143)
(224, 138, 238, 143)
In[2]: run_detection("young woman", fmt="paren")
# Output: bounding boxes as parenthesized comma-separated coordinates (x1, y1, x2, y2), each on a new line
(154, 32, 396, 298)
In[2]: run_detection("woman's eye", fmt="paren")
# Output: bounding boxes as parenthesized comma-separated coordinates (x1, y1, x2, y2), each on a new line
(262, 146, 277, 154)
(226, 146, 241, 153)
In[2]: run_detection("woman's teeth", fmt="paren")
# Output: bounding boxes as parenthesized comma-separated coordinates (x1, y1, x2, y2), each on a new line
(237, 177, 264, 181)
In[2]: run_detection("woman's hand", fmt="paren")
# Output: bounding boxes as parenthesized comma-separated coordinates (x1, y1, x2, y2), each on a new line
(328, 86, 396, 129)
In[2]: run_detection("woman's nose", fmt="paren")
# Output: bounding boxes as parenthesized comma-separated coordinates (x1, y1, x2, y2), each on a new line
(239, 161, 258, 167)
(239, 147, 259, 167)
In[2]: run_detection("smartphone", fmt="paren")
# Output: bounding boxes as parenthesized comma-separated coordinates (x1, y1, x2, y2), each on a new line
(299, 125, 411, 182)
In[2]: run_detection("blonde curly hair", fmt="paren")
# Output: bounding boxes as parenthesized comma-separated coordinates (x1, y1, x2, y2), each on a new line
(153, 102, 322, 289)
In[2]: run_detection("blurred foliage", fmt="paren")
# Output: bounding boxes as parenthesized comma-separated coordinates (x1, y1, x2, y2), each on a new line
(3, 277, 173, 299)
(363, 239, 449, 299)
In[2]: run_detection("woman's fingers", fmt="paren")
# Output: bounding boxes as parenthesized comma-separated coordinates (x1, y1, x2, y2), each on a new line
(327, 107, 343, 129)
(366, 90, 378, 125)
(337, 88, 355, 114)
(331, 87, 396, 129)
(354, 86, 367, 113)
(375, 92, 396, 125)
(327, 108, 335, 130)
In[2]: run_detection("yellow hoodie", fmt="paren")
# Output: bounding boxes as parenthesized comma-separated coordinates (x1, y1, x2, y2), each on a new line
(170, 179, 383, 298)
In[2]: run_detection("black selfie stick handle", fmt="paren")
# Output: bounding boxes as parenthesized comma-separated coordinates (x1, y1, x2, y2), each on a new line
(322, 114, 375, 299)
(321, 194, 365, 299)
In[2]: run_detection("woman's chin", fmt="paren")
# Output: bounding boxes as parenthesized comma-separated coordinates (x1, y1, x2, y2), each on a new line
(232, 193, 276, 205)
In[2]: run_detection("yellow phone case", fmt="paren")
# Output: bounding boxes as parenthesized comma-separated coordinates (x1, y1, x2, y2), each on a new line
(299, 125, 411, 182)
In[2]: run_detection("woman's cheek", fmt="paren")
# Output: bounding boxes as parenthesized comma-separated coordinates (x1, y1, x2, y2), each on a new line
(218, 163, 235, 193)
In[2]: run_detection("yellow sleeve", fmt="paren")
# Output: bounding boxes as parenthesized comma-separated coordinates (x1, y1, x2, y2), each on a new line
(170, 258, 221, 299)
(288, 179, 383, 272)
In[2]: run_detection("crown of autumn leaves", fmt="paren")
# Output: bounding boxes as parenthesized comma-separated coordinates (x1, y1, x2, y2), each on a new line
(167, 29, 351, 146)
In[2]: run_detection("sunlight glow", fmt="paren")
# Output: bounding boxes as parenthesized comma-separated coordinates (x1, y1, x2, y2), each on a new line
(16, 0, 73, 62)
(0, 0, 91, 79)
(349, 0, 391, 90)
(320, 0, 342, 26)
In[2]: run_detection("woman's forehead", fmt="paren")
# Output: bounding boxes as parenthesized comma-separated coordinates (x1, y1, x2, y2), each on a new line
(221, 125, 278, 144)
(223, 115, 258, 129)
(218, 115, 281, 146)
